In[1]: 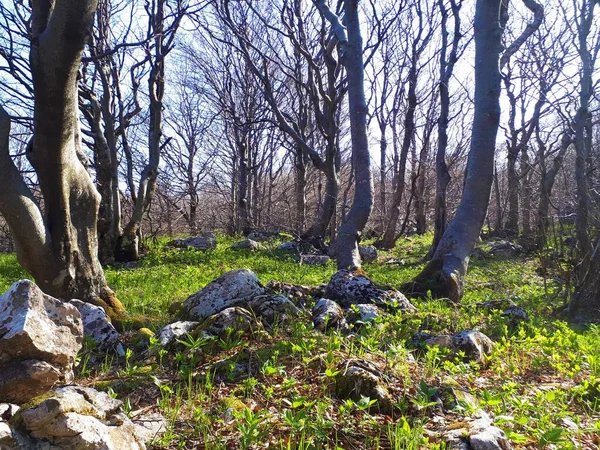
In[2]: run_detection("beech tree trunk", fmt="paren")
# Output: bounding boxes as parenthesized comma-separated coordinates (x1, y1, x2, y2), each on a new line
(430, 0, 462, 255)
(294, 149, 307, 234)
(317, 0, 372, 269)
(570, 242, 600, 323)
(403, 0, 506, 301)
(0, 0, 124, 321)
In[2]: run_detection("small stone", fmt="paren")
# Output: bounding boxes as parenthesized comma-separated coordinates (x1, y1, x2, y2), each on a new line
(300, 254, 330, 265)
(171, 232, 217, 250)
(132, 412, 167, 444)
(231, 239, 262, 250)
(489, 240, 524, 257)
(0, 420, 15, 449)
(248, 295, 301, 326)
(0, 404, 18, 421)
(131, 328, 155, 349)
(278, 241, 299, 252)
(198, 307, 257, 339)
(183, 269, 265, 320)
(416, 330, 494, 365)
(358, 245, 378, 263)
(346, 304, 381, 327)
(70, 299, 120, 349)
(501, 306, 529, 322)
(452, 330, 494, 364)
(334, 359, 393, 415)
(312, 299, 347, 332)
(157, 321, 200, 348)
(247, 230, 282, 242)
(327, 270, 416, 312)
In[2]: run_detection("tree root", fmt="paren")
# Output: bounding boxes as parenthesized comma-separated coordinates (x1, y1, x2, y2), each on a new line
(401, 258, 461, 303)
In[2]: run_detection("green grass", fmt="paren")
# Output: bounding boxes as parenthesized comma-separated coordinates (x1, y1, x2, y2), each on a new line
(2, 233, 599, 449)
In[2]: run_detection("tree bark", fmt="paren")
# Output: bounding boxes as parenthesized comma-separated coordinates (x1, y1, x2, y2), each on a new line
(322, 0, 373, 269)
(430, 0, 462, 255)
(569, 241, 600, 324)
(0, 0, 124, 321)
(403, 0, 506, 301)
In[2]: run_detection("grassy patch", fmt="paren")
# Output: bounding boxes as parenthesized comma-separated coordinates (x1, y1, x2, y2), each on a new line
(2, 233, 599, 449)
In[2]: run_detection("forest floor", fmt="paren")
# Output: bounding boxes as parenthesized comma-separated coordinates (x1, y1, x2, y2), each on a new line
(1, 233, 599, 449)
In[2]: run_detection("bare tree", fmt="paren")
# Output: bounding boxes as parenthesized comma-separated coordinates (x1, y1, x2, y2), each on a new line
(430, 0, 466, 255)
(404, 0, 510, 301)
(311, 0, 372, 268)
(377, 1, 437, 249)
(0, 0, 125, 319)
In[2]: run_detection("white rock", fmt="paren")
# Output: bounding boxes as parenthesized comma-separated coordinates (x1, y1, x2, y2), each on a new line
(13, 386, 145, 450)
(301, 254, 330, 265)
(183, 269, 265, 320)
(157, 321, 200, 347)
(0, 280, 83, 404)
(0, 280, 83, 368)
(312, 298, 347, 332)
(326, 270, 416, 312)
(132, 412, 167, 444)
(358, 245, 378, 263)
(171, 232, 217, 250)
(248, 295, 301, 325)
(70, 299, 120, 348)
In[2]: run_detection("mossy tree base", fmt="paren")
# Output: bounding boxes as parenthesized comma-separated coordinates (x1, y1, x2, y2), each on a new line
(401, 257, 462, 303)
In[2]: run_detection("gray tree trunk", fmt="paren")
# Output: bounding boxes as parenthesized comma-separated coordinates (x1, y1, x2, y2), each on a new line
(430, 0, 462, 255)
(314, 0, 373, 269)
(0, 0, 125, 321)
(403, 0, 507, 301)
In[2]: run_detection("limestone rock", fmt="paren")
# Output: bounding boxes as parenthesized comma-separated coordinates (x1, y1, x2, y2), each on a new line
(247, 230, 281, 242)
(198, 307, 256, 339)
(312, 298, 347, 332)
(300, 254, 330, 265)
(358, 245, 378, 263)
(0, 421, 14, 449)
(231, 239, 262, 250)
(183, 269, 265, 320)
(489, 240, 523, 257)
(132, 412, 167, 444)
(349, 304, 381, 323)
(451, 331, 494, 364)
(248, 295, 301, 326)
(326, 270, 416, 312)
(70, 299, 120, 349)
(157, 321, 200, 348)
(0, 280, 83, 404)
(0, 360, 62, 405)
(266, 281, 326, 305)
(335, 359, 393, 414)
(445, 410, 511, 450)
(171, 232, 217, 250)
(278, 241, 299, 252)
(501, 306, 529, 322)
(413, 330, 494, 364)
(434, 378, 479, 412)
(0, 403, 17, 449)
(0, 280, 83, 369)
(11, 385, 145, 450)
